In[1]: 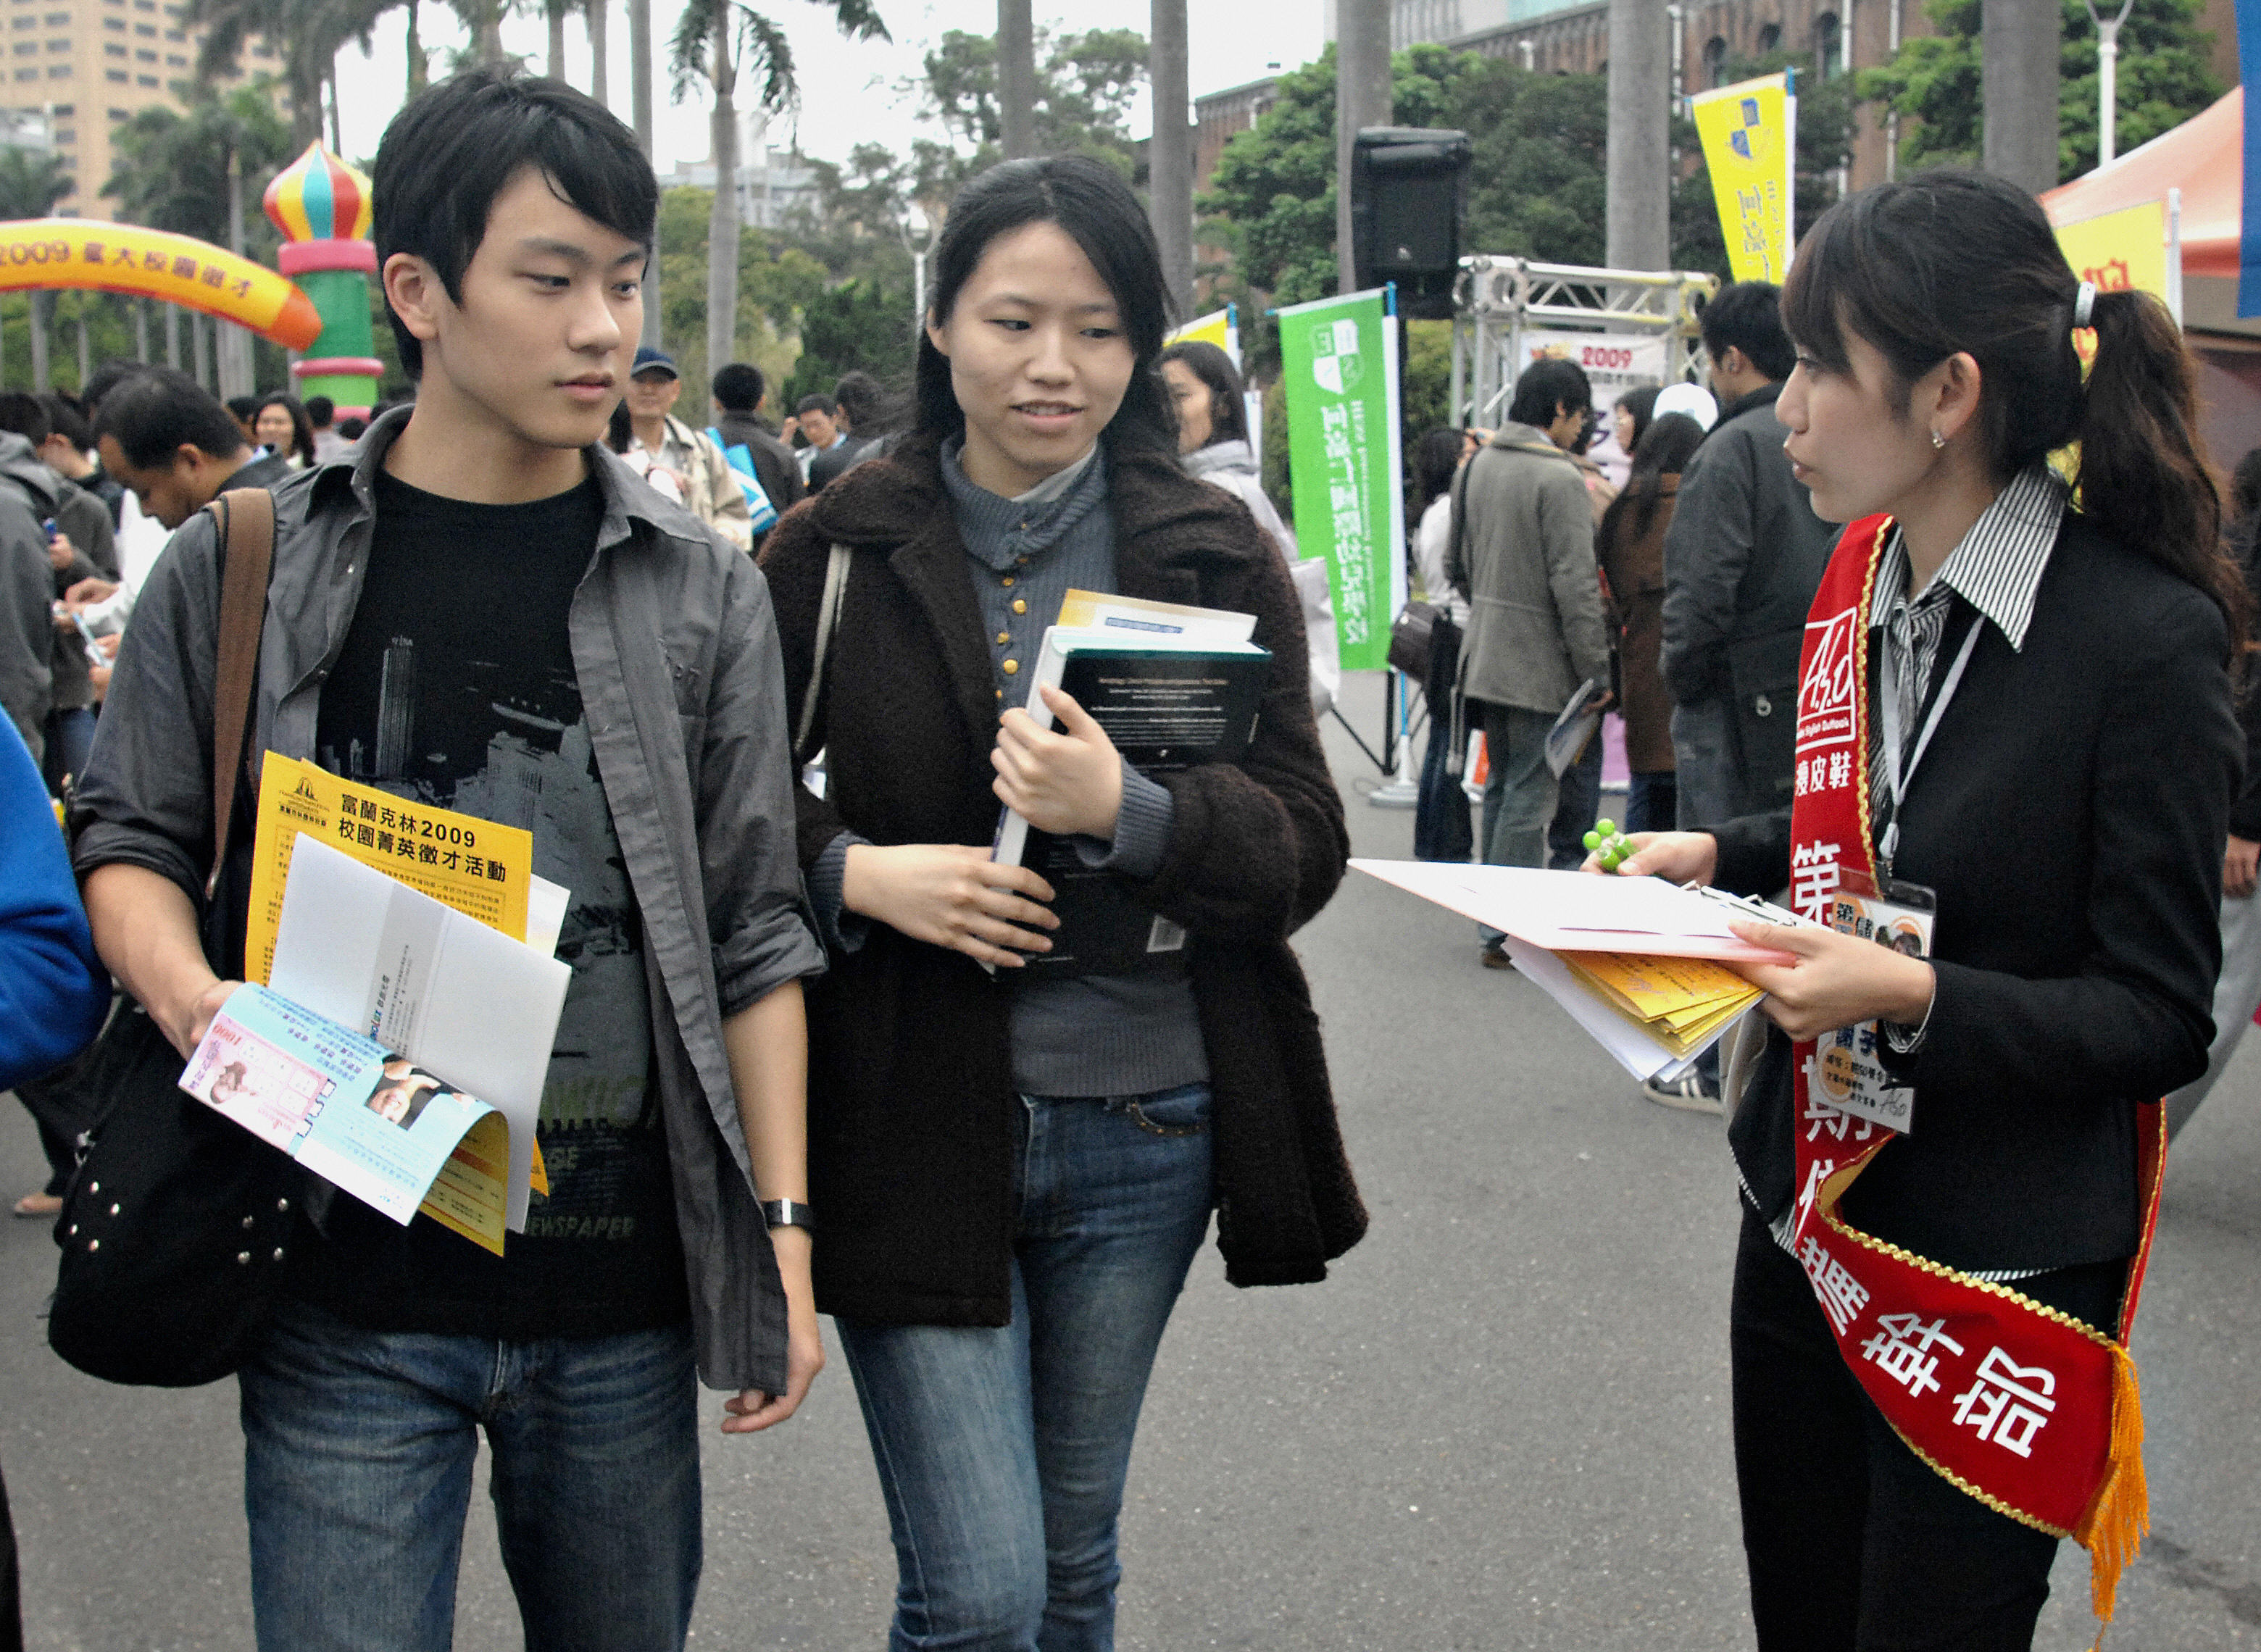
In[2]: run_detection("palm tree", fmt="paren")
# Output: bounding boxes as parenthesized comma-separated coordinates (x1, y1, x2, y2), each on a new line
(0, 149, 74, 388)
(103, 83, 292, 396)
(404, 0, 429, 93)
(542, 0, 570, 76)
(586, 0, 608, 102)
(670, 0, 886, 385)
(186, 0, 398, 147)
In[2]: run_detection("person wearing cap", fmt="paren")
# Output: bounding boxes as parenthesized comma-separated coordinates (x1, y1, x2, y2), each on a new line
(617, 345, 753, 549)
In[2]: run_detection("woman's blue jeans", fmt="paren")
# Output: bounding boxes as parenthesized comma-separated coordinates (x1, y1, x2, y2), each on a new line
(836, 1083, 1216, 1652)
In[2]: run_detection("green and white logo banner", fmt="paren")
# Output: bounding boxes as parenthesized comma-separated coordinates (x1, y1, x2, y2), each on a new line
(1279, 287, 1404, 672)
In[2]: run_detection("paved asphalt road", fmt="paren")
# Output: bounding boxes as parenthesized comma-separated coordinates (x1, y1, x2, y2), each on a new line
(4, 672, 2259, 1649)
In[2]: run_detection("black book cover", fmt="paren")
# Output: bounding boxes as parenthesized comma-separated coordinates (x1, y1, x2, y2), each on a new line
(1016, 646, 1270, 977)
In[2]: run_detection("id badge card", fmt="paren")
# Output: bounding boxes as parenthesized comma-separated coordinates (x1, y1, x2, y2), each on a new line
(1806, 868, 1937, 1137)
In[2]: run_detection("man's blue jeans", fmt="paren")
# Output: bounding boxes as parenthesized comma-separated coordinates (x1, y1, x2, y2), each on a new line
(1474, 700, 1560, 948)
(835, 1084, 1215, 1652)
(238, 1298, 701, 1652)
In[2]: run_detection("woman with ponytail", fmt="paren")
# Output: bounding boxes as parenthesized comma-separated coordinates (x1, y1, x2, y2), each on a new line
(1598, 170, 2243, 1646)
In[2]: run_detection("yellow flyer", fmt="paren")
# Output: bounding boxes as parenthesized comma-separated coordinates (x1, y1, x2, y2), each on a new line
(245, 753, 533, 985)
(245, 753, 546, 1251)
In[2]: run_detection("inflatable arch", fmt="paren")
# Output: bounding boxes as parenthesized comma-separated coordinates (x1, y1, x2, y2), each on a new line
(0, 218, 320, 350)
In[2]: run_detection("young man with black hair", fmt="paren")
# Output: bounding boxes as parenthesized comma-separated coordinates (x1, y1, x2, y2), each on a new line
(789, 390, 841, 483)
(38, 391, 124, 527)
(1447, 354, 1614, 962)
(709, 360, 802, 536)
(91, 367, 292, 530)
(304, 393, 354, 464)
(1659, 280, 1837, 827)
(805, 369, 883, 492)
(72, 67, 823, 1651)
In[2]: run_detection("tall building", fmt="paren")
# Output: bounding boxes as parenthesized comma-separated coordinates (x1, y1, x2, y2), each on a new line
(2, 0, 275, 220)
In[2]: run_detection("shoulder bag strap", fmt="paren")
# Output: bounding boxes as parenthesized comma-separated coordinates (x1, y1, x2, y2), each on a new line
(792, 541, 851, 766)
(1443, 455, 1475, 599)
(204, 486, 275, 898)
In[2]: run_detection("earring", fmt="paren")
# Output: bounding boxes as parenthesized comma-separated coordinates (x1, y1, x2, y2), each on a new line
(1931, 429, 1946, 451)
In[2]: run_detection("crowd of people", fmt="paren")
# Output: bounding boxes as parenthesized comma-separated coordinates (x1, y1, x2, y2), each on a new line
(0, 54, 2251, 1652)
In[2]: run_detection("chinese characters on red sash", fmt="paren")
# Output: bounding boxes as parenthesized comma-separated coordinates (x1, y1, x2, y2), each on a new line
(1786, 515, 2162, 1627)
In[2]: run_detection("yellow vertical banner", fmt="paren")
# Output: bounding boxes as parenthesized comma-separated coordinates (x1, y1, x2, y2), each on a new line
(1691, 72, 1797, 283)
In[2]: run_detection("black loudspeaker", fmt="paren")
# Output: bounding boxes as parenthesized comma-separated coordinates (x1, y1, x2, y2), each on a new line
(1349, 127, 1473, 321)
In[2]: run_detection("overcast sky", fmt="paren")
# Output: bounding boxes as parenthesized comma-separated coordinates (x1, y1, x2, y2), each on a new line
(333, 1, 1325, 176)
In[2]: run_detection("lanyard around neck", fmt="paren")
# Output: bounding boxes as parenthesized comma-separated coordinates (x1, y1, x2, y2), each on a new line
(1875, 601, 1983, 868)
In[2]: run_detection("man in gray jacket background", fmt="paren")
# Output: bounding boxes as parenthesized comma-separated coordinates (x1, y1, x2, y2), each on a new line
(1660, 281, 1839, 825)
(1449, 355, 1613, 964)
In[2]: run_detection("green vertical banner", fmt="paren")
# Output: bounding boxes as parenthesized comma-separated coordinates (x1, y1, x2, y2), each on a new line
(1278, 286, 1404, 672)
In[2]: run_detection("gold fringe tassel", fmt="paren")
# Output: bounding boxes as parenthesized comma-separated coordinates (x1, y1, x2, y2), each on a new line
(2073, 1344, 2148, 1638)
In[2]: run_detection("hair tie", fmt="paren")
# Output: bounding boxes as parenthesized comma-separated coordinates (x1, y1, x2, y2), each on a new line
(2073, 280, 2097, 330)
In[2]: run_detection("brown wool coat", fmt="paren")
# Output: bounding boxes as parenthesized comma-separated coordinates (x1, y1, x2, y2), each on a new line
(1596, 476, 1681, 775)
(759, 432, 1367, 1327)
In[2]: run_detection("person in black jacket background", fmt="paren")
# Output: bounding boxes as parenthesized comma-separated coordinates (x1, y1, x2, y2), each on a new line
(1602, 172, 2244, 1648)
(2166, 443, 2261, 1139)
(1660, 281, 1840, 825)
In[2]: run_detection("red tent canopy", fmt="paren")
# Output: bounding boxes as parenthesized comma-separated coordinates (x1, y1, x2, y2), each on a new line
(2039, 87, 2241, 280)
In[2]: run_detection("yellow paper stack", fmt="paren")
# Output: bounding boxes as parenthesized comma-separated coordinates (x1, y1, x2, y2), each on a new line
(1560, 951, 1764, 1058)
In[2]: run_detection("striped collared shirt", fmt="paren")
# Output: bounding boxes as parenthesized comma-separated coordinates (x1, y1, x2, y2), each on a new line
(1868, 462, 2070, 823)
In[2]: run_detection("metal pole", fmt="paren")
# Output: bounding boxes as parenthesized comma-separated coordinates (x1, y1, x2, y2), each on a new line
(2086, 0, 2133, 167)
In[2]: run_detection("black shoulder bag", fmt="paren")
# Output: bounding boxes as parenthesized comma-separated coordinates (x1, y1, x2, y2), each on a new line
(48, 487, 304, 1388)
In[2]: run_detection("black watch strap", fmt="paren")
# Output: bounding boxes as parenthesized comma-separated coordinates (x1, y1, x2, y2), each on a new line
(760, 1198, 815, 1232)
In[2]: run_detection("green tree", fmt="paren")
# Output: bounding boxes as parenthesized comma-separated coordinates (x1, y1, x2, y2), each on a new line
(1670, 51, 1857, 277)
(670, 0, 888, 397)
(1860, 0, 2220, 183)
(780, 275, 915, 408)
(101, 82, 293, 251)
(652, 183, 828, 391)
(908, 25, 1149, 187)
(1201, 43, 1609, 309)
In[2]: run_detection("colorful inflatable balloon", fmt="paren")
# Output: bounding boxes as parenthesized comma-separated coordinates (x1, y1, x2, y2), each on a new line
(0, 219, 320, 349)
(263, 141, 380, 414)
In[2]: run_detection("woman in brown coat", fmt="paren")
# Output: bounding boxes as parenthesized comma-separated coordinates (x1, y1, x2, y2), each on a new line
(1595, 411, 1707, 833)
(759, 154, 1364, 1651)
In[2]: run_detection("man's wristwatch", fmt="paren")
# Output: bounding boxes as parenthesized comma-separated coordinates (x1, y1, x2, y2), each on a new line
(759, 1198, 815, 1232)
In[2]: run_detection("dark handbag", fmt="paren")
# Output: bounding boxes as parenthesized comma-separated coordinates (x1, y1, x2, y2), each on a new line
(1388, 598, 1442, 680)
(47, 488, 303, 1389)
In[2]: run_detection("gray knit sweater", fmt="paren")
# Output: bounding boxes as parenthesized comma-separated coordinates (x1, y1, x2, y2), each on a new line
(808, 440, 1208, 1097)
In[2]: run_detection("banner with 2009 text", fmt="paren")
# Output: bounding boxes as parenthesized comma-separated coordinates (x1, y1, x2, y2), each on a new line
(1278, 287, 1403, 673)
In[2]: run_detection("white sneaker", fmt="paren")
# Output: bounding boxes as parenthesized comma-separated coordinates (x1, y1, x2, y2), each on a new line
(1641, 1072, 1723, 1115)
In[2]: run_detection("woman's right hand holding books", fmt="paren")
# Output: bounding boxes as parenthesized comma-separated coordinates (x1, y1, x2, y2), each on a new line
(842, 843, 1062, 969)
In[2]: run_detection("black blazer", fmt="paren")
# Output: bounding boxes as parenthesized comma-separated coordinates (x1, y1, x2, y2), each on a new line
(1713, 514, 2240, 1273)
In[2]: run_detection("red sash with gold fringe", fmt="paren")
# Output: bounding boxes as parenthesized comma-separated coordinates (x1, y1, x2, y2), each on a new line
(1785, 514, 2161, 1626)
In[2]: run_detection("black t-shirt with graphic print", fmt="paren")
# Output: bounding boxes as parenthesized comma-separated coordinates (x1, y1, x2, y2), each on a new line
(293, 466, 690, 1340)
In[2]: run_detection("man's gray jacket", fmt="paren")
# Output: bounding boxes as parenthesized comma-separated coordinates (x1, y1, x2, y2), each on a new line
(1658, 383, 1840, 811)
(71, 407, 825, 1396)
(0, 435, 56, 759)
(1448, 422, 1612, 716)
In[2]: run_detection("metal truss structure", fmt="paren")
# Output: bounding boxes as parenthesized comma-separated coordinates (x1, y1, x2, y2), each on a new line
(1446, 256, 1721, 428)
